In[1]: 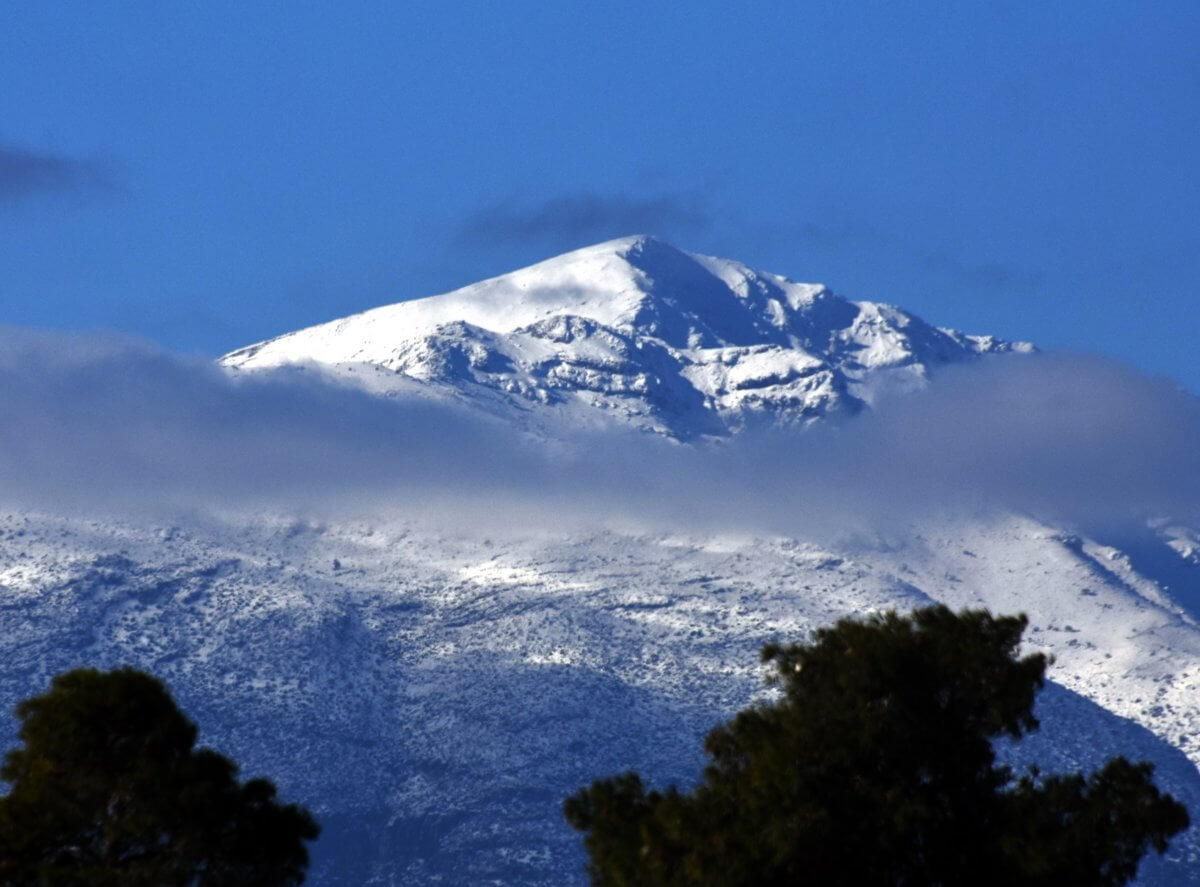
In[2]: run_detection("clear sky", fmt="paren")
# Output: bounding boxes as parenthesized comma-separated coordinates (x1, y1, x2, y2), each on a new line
(3, 2, 1198, 388)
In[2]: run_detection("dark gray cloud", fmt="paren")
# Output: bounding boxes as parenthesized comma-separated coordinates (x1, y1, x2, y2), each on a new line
(918, 248, 1044, 292)
(457, 191, 712, 248)
(758, 217, 1044, 293)
(0, 328, 1196, 537)
(0, 142, 117, 203)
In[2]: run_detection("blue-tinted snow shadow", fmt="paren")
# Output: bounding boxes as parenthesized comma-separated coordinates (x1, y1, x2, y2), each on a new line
(293, 655, 721, 886)
(1082, 522, 1200, 624)
(1003, 681, 1200, 887)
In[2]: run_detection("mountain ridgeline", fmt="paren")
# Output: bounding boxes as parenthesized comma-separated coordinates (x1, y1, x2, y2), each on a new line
(223, 236, 1032, 438)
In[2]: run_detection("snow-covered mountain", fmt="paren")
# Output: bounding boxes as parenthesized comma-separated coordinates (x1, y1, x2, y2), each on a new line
(223, 236, 1031, 437)
(0, 238, 1197, 885)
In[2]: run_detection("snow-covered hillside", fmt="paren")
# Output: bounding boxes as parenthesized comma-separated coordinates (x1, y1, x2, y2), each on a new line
(0, 238, 1196, 885)
(0, 512, 1198, 885)
(223, 236, 1031, 437)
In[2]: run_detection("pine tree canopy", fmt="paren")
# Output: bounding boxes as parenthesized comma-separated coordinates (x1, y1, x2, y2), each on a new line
(565, 606, 1189, 886)
(0, 667, 319, 886)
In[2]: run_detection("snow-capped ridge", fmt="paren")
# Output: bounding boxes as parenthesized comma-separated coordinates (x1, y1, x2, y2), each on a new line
(223, 236, 1032, 437)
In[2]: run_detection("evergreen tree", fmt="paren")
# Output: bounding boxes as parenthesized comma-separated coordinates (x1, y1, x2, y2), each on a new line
(0, 667, 319, 886)
(566, 606, 1188, 886)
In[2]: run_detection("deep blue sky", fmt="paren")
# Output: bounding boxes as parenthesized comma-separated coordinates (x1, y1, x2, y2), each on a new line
(3, 3, 1198, 388)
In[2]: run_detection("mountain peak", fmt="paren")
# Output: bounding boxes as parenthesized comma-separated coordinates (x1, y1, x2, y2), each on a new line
(563, 232, 673, 255)
(223, 239, 1031, 437)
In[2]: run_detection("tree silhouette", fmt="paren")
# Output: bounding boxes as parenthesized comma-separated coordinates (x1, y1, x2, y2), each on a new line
(0, 667, 319, 886)
(566, 606, 1188, 886)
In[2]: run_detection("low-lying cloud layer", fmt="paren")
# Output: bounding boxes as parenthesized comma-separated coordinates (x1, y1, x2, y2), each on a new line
(0, 327, 1197, 536)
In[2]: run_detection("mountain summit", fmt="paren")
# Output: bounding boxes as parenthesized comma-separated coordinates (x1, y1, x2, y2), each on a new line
(224, 236, 1032, 437)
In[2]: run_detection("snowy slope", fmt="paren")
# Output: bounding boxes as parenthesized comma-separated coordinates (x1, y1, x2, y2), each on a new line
(0, 511, 1198, 885)
(223, 236, 1031, 437)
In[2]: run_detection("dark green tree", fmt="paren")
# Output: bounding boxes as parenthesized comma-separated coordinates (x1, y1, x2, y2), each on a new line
(565, 606, 1189, 886)
(0, 667, 319, 886)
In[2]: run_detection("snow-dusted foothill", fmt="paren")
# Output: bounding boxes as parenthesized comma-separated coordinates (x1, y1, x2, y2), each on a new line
(0, 513, 1198, 884)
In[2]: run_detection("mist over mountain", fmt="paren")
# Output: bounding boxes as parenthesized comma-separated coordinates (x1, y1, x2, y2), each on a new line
(0, 238, 1198, 883)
